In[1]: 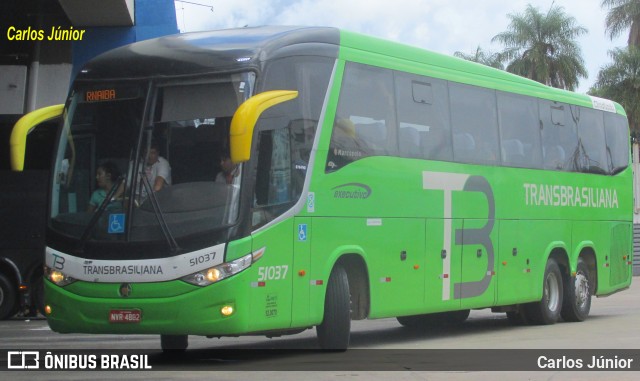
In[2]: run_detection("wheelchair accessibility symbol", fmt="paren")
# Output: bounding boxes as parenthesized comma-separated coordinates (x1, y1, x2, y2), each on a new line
(108, 214, 125, 234)
(298, 224, 307, 241)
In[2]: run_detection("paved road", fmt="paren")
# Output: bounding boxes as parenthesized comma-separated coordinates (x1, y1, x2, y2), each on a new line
(1, 277, 639, 380)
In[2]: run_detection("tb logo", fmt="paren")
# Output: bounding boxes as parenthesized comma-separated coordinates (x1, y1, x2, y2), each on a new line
(51, 253, 65, 270)
(423, 171, 495, 301)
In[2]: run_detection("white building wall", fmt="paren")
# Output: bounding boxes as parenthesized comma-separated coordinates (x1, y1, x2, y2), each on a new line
(0, 66, 28, 114)
(30, 63, 72, 111)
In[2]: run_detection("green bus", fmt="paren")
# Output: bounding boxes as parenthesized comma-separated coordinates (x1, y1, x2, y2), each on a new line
(37, 26, 633, 351)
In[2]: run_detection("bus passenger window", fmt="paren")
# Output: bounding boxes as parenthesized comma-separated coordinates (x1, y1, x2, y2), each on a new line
(540, 101, 579, 171)
(395, 73, 452, 161)
(576, 107, 607, 174)
(327, 62, 395, 172)
(497, 92, 542, 169)
(604, 113, 630, 174)
(449, 82, 499, 165)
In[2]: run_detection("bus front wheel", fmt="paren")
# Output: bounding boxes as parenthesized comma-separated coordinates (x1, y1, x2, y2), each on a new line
(0, 274, 18, 320)
(524, 259, 563, 325)
(316, 265, 351, 350)
(561, 258, 592, 322)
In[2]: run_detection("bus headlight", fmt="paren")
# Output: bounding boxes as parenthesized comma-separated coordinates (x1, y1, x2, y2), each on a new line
(44, 266, 76, 287)
(182, 253, 253, 287)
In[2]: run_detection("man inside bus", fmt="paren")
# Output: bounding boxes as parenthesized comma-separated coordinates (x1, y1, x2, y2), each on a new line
(144, 141, 172, 192)
(134, 140, 172, 204)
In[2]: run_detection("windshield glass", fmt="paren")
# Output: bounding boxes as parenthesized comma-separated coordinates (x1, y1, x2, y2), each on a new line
(50, 73, 254, 244)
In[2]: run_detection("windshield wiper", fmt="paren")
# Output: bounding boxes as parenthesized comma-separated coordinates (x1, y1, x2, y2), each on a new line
(77, 176, 125, 251)
(139, 174, 181, 254)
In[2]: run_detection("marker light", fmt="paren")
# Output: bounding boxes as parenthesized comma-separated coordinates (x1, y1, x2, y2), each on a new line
(44, 305, 52, 315)
(44, 266, 76, 287)
(221, 305, 234, 316)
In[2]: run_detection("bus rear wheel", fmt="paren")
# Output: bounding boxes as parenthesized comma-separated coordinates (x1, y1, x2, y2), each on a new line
(524, 259, 563, 325)
(561, 258, 592, 322)
(161, 334, 188, 352)
(0, 274, 18, 320)
(316, 265, 351, 350)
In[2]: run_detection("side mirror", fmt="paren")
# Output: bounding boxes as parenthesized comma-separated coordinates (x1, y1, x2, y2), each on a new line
(10, 104, 64, 171)
(230, 90, 298, 163)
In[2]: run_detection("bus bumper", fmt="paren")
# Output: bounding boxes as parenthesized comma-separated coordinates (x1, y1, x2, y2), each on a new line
(43, 276, 252, 336)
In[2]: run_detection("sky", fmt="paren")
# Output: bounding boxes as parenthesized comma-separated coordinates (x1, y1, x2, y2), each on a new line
(173, 0, 628, 94)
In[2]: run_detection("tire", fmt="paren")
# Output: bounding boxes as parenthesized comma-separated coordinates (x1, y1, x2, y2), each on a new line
(161, 335, 188, 352)
(561, 258, 592, 322)
(316, 265, 351, 350)
(524, 259, 563, 325)
(0, 274, 18, 320)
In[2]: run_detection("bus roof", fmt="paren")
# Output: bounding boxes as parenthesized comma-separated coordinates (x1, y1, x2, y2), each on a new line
(75, 26, 340, 81)
(338, 30, 626, 115)
(74, 26, 625, 116)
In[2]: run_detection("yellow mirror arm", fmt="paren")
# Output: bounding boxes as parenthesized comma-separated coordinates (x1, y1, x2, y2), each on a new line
(230, 90, 298, 163)
(10, 104, 64, 171)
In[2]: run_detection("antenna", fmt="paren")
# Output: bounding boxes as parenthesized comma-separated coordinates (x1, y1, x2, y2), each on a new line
(174, 0, 214, 12)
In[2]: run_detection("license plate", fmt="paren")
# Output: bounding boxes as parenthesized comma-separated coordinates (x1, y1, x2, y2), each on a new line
(109, 309, 141, 323)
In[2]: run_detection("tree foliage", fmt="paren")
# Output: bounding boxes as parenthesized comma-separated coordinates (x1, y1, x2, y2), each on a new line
(591, 47, 640, 133)
(601, 0, 640, 46)
(492, 4, 588, 90)
(453, 46, 504, 69)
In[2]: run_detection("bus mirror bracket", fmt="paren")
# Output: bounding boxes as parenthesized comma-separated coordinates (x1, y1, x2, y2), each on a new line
(10, 104, 64, 171)
(230, 90, 298, 163)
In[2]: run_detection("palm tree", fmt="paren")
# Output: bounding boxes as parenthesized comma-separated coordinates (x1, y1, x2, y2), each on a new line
(453, 46, 504, 69)
(492, 4, 588, 91)
(601, 0, 640, 46)
(591, 47, 640, 133)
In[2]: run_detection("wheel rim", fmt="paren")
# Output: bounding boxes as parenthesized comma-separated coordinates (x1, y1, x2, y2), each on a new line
(545, 272, 560, 312)
(574, 271, 589, 309)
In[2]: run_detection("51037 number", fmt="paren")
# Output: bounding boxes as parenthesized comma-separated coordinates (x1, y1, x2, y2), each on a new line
(258, 265, 289, 281)
(189, 252, 216, 267)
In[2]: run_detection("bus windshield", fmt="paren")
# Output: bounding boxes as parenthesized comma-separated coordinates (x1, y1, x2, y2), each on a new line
(50, 73, 254, 244)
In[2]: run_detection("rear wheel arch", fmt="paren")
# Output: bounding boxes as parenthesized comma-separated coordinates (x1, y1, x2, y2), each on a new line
(548, 248, 570, 281)
(576, 246, 597, 294)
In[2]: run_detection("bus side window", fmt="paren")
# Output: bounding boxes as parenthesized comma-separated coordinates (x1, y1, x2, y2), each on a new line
(576, 107, 608, 174)
(395, 73, 452, 161)
(449, 82, 499, 165)
(604, 112, 630, 174)
(497, 92, 542, 169)
(540, 101, 579, 171)
(252, 127, 295, 228)
(327, 62, 395, 172)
